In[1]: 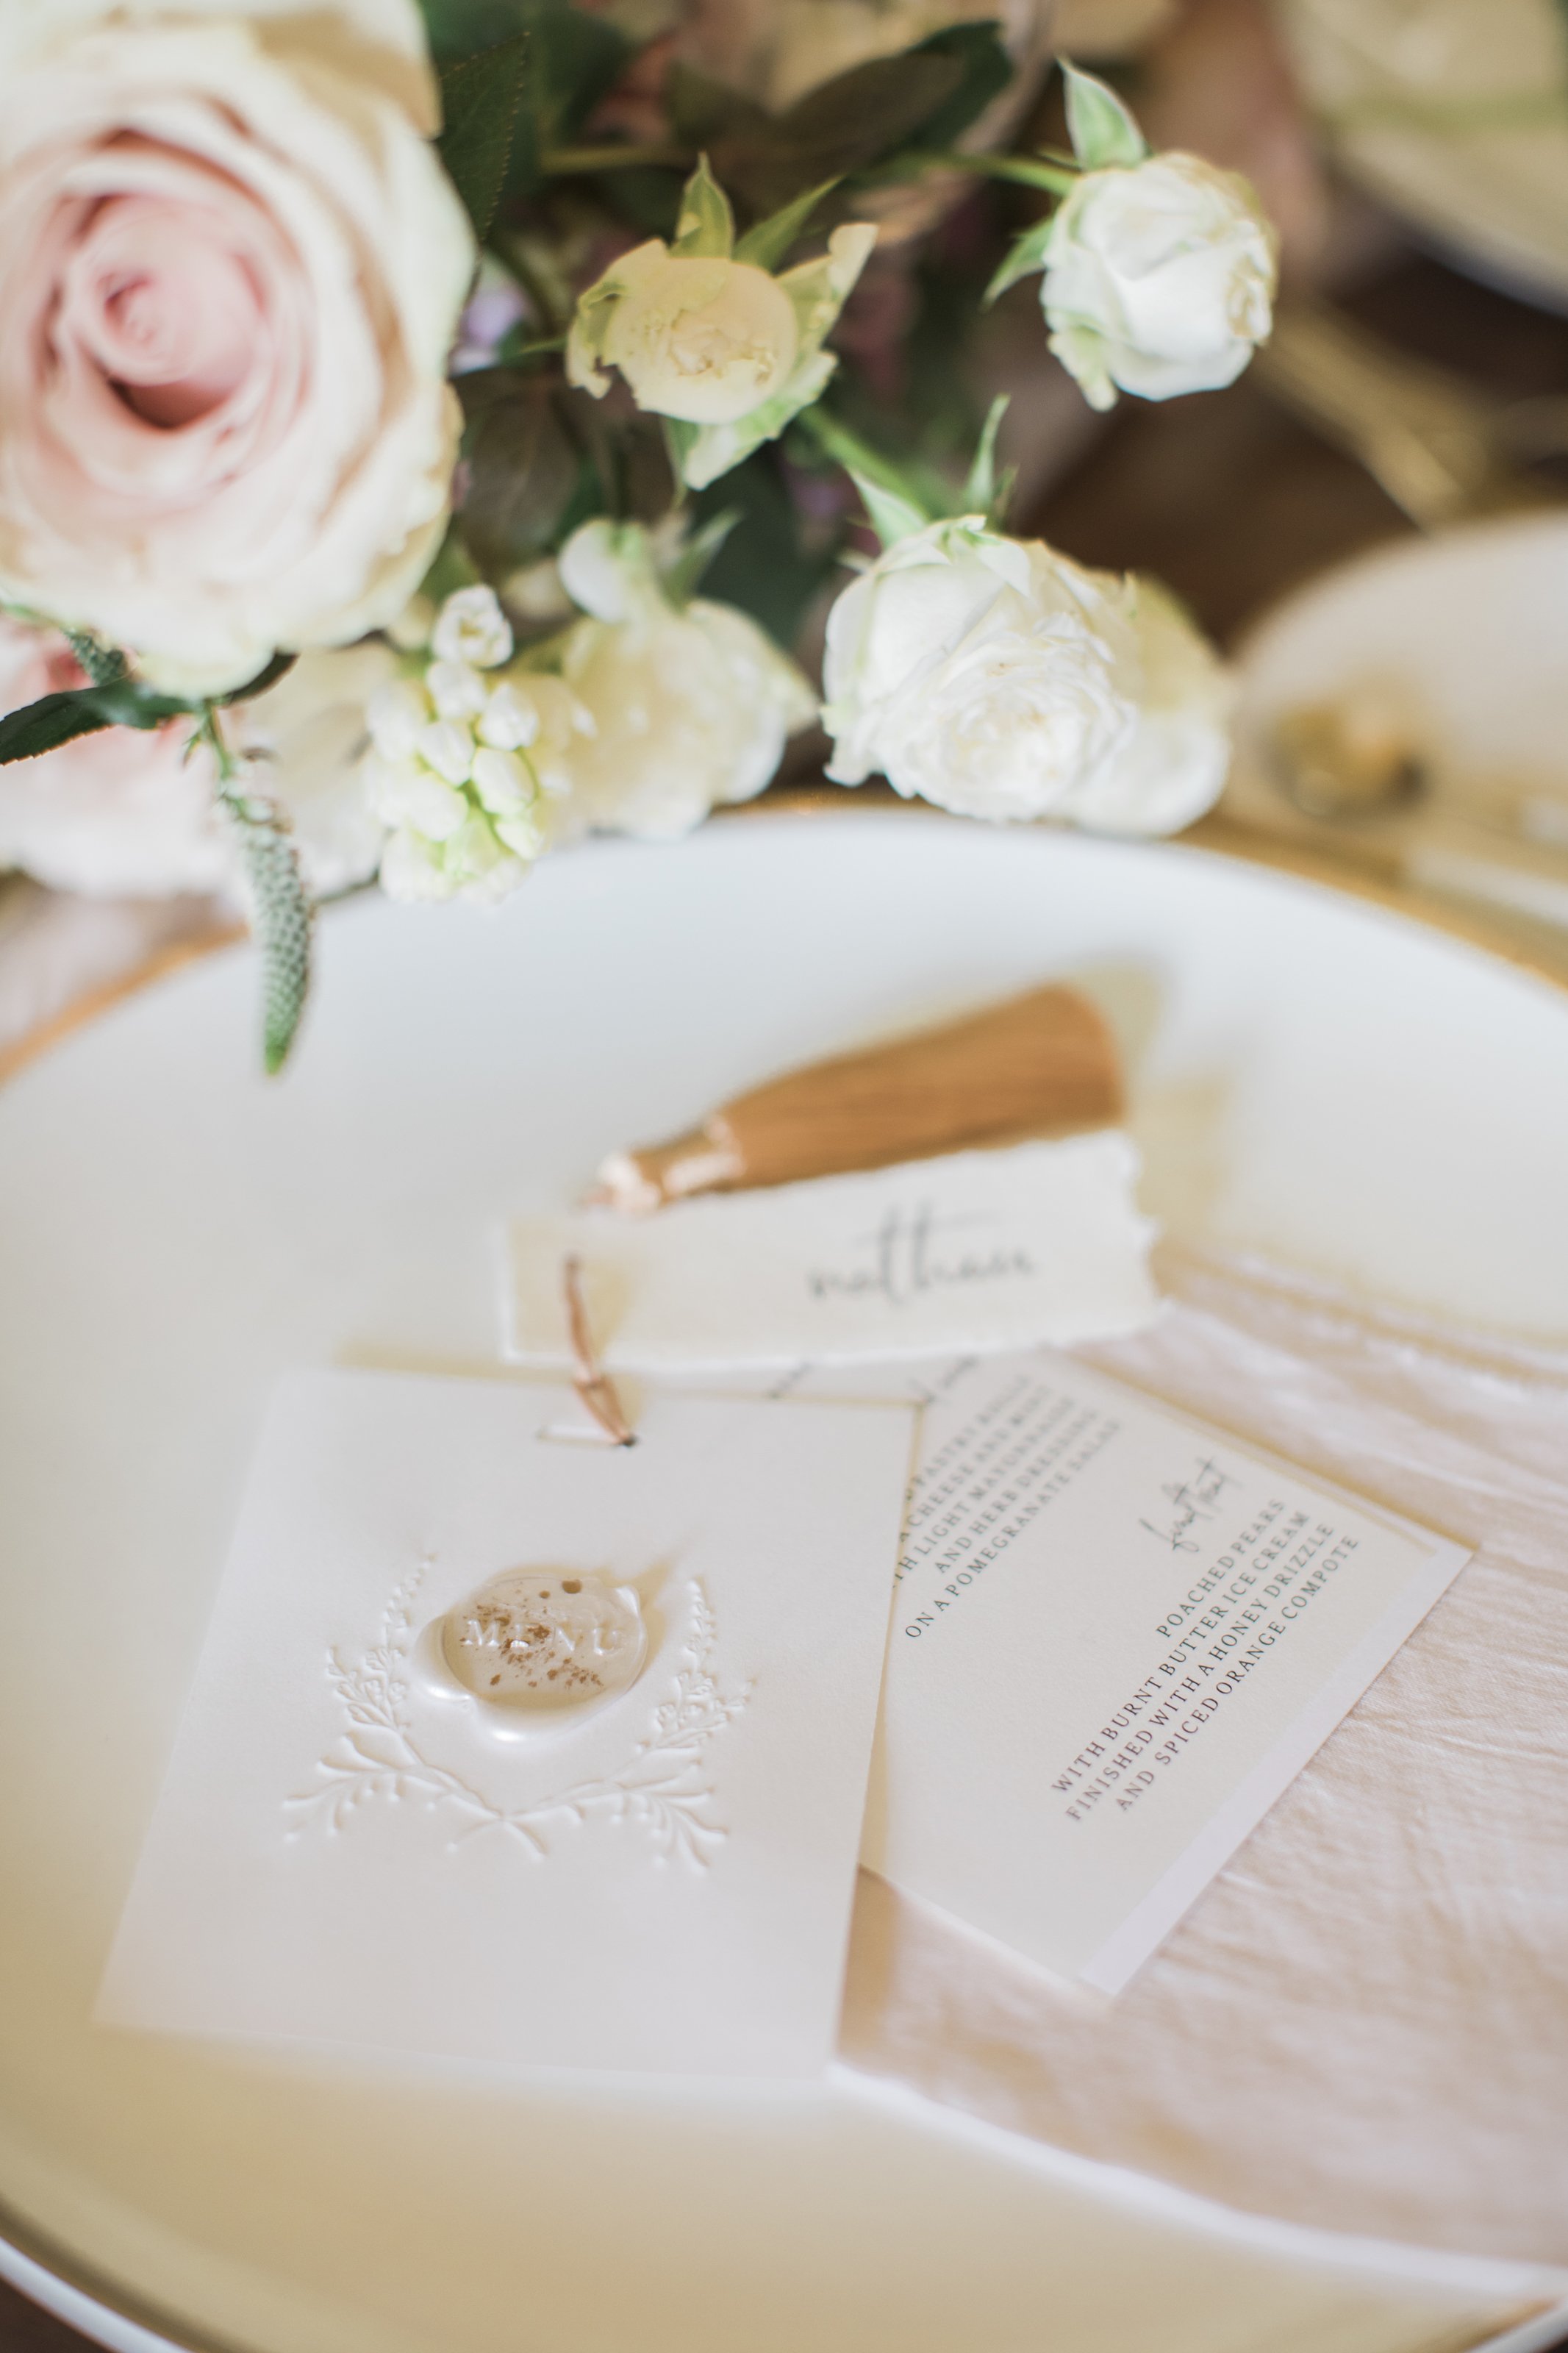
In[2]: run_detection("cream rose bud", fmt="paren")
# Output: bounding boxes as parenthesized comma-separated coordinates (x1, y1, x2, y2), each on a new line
(569, 160, 876, 490)
(599, 254, 798, 425)
(1042, 154, 1277, 410)
(821, 518, 1230, 834)
(0, 4, 474, 695)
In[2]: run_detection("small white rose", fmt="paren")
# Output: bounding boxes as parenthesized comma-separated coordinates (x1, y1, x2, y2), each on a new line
(568, 160, 876, 489)
(432, 585, 515, 670)
(1042, 152, 1277, 410)
(1056, 576, 1232, 835)
(821, 516, 1230, 833)
(547, 520, 816, 840)
(601, 252, 799, 425)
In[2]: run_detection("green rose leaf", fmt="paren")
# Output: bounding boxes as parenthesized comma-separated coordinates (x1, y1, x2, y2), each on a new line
(214, 651, 298, 706)
(457, 368, 587, 574)
(962, 393, 1015, 524)
(984, 209, 1058, 306)
(903, 21, 1014, 152)
(670, 154, 734, 259)
(733, 178, 838, 272)
(0, 677, 192, 763)
(62, 630, 128, 687)
(690, 447, 847, 649)
(799, 407, 939, 546)
(851, 471, 931, 550)
(1061, 60, 1148, 170)
(438, 32, 531, 238)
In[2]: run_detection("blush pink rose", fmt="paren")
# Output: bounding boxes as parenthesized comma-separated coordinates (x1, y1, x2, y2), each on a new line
(0, 615, 392, 898)
(0, 1, 474, 696)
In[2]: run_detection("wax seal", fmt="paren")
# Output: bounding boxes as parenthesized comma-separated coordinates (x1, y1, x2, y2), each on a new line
(417, 1568, 647, 1732)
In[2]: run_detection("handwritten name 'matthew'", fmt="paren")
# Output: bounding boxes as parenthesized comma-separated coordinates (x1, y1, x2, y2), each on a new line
(806, 1203, 1034, 1310)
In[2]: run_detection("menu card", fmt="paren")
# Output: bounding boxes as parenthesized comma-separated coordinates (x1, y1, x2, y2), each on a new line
(857, 1350, 1470, 1990)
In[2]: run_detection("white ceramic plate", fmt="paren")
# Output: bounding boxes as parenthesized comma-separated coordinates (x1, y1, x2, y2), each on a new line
(1278, 0, 1568, 311)
(4, 812, 1568, 2353)
(1227, 512, 1568, 934)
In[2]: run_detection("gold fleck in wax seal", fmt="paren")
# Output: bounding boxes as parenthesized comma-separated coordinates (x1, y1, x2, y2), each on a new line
(439, 1569, 646, 1717)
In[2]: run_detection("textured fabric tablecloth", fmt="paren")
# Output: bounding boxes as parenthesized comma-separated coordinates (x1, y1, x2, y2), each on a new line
(845, 1243, 1568, 2268)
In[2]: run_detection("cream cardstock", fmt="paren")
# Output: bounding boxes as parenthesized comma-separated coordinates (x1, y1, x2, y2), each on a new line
(855, 1352, 1472, 1993)
(503, 1135, 1159, 1372)
(97, 1372, 917, 2078)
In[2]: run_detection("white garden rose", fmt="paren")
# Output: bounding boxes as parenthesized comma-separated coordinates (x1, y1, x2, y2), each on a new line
(0, 0, 475, 695)
(548, 521, 817, 840)
(0, 619, 393, 897)
(1042, 152, 1277, 410)
(568, 160, 876, 489)
(592, 253, 799, 424)
(822, 516, 1230, 833)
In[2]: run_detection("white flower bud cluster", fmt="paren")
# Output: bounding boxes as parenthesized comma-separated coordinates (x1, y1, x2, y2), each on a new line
(365, 586, 593, 904)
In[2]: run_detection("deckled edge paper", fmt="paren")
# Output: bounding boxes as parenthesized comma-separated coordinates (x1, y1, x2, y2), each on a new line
(502, 1135, 1160, 1372)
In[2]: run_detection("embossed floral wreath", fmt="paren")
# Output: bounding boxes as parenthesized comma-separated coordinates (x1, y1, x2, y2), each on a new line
(0, 3, 1275, 1071)
(287, 1563, 751, 1867)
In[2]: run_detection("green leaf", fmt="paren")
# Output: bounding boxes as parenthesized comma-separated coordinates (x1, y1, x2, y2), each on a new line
(798, 407, 939, 544)
(456, 368, 587, 575)
(665, 64, 770, 154)
(221, 795, 312, 1076)
(688, 446, 846, 649)
(734, 177, 838, 271)
(851, 471, 931, 549)
(902, 21, 1014, 151)
(687, 51, 954, 218)
(660, 508, 740, 606)
(422, 4, 628, 204)
(1061, 59, 1147, 169)
(670, 154, 734, 258)
(214, 651, 298, 706)
(962, 394, 1009, 515)
(62, 629, 127, 687)
(438, 32, 531, 238)
(983, 208, 1058, 305)
(0, 690, 118, 763)
(0, 676, 191, 763)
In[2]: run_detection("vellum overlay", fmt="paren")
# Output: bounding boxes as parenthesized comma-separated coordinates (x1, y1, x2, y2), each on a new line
(858, 1352, 1471, 1993)
(98, 1372, 917, 2078)
(504, 1135, 1159, 1372)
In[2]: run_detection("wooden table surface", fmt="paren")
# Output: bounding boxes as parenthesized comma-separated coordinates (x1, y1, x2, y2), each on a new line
(4, 238, 1567, 2353)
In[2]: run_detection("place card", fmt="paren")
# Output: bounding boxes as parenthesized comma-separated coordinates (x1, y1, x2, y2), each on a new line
(855, 1350, 1471, 1992)
(98, 1371, 917, 2078)
(503, 1135, 1159, 1373)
